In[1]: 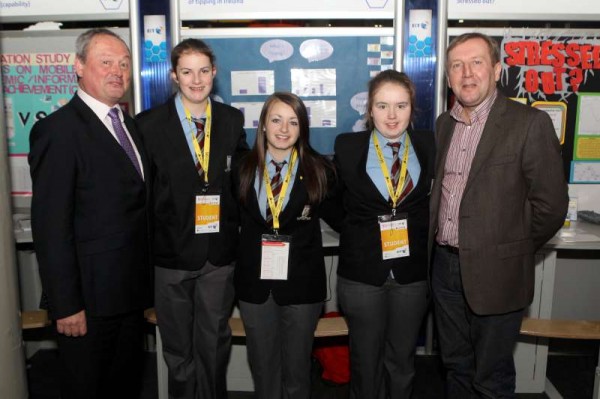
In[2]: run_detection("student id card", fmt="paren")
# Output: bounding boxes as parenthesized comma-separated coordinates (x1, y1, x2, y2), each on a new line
(195, 195, 220, 234)
(260, 234, 291, 280)
(378, 214, 409, 260)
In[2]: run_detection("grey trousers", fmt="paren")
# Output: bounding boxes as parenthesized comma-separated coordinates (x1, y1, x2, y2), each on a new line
(338, 276, 429, 399)
(155, 263, 235, 399)
(239, 295, 322, 399)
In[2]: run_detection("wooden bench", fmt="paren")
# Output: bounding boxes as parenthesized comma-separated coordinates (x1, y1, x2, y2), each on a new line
(143, 308, 349, 338)
(520, 317, 600, 399)
(21, 310, 600, 399)
(520, 317, 600, 340)
(21, 310, 51, 330)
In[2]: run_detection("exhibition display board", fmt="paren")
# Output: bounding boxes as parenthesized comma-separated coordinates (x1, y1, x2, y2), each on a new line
(183, 28, 395, 154)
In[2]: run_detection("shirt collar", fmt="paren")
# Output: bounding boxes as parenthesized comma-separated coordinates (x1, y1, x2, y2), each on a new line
(175, 93, 210, 123)
(77, 87, 116, 121)
(373, 128, 407, 146)
(450, 88, 497, 125)
(266, 150, 292, 167)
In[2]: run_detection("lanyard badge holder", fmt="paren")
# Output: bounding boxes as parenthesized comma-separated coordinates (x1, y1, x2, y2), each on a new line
(378, 212, 410, 260)
(260, 150, 297, 280)
(373, 131, 411, 260)
(186, 103, 221, 234)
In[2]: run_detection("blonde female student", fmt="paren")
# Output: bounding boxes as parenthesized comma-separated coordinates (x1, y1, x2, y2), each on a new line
(234, 92, 335, 399)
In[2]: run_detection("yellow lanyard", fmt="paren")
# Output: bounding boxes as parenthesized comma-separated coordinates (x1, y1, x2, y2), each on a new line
(184, 101, 212, 184)
(263, 149, 298, 231)
(373, 131, 411, 209)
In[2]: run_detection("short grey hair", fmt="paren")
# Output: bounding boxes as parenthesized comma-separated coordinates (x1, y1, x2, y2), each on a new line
(75, 28, 129, 62)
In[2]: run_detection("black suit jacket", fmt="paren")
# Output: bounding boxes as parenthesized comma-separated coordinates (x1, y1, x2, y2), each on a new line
(136, 97, 248, 270)
(428, 93, 568, 315)
(233, 158, 330, 305)
(332, 129, 435, 286)
(29, 94, 151, 319)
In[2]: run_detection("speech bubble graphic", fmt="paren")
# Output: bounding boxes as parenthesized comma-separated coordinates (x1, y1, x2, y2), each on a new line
(350, 91, 368, 115)
(260, 39, 294, 63)
(353, 118, 367, 132)
(299, 39, 334, 63)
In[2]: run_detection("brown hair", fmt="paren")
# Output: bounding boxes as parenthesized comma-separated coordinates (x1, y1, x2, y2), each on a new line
(364, 70, 417, 131)
(170, 38, 216, 70)
(446, 32, 500, 69)
(238, 92, 334, 205)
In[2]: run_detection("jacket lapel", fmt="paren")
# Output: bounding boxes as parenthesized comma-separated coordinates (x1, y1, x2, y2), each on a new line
(278, 172, 309, 227)
(463, 95, 507, 194)
(207, 102, 226, 186)
(164, 98, 207, 185)
(354, 132, 389, 205)
(71, 95, 143, 181)
(249, 168, 309, 229)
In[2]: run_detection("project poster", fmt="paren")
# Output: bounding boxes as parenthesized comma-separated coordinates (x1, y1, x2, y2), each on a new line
(2, 52, 78, 195)
(2, 52, 77, 154)
(199, 34, 394, 154)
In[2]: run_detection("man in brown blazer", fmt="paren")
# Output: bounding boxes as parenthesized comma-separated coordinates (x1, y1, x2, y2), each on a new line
(429, 32, 568, 398)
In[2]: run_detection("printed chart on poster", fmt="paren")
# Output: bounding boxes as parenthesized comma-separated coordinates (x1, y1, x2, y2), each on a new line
(183, 28, 394, 154)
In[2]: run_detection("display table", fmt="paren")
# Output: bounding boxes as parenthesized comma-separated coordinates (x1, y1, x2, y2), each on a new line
(515, 221, 600, 397)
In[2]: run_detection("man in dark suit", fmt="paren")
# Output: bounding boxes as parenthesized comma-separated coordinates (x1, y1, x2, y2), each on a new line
(29, 28, 150, 399)
(429, 32, 569, 398)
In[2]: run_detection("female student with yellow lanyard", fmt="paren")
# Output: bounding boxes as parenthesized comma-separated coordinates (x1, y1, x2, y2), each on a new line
(331, 70, 434, 399)
(136, 38, 248, 399)
(234, 92, 336, 399)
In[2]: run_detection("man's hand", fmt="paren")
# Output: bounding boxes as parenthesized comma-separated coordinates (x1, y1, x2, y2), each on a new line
(56, 310, 87, 337)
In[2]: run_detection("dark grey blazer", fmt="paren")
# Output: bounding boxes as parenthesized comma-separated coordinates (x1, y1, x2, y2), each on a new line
(29, 94, 151, 319)
(428, 92, 568, 315)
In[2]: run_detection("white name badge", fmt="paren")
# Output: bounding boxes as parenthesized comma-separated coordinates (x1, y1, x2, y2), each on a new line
(195, 195, 220, 234)
(260, 234, 291, 280)
(378, 214, 410, 260)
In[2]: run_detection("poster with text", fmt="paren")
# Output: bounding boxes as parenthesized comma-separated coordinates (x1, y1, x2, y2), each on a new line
(2, 52, 78, 194)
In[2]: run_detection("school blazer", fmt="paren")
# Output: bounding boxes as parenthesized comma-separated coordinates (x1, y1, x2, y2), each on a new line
(428, 92, 568, 315)
(332, 129, 435, 286)
(29, 94, 151, 319)
(136, 96, 248, 271)
(233, 159, 329, 305)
